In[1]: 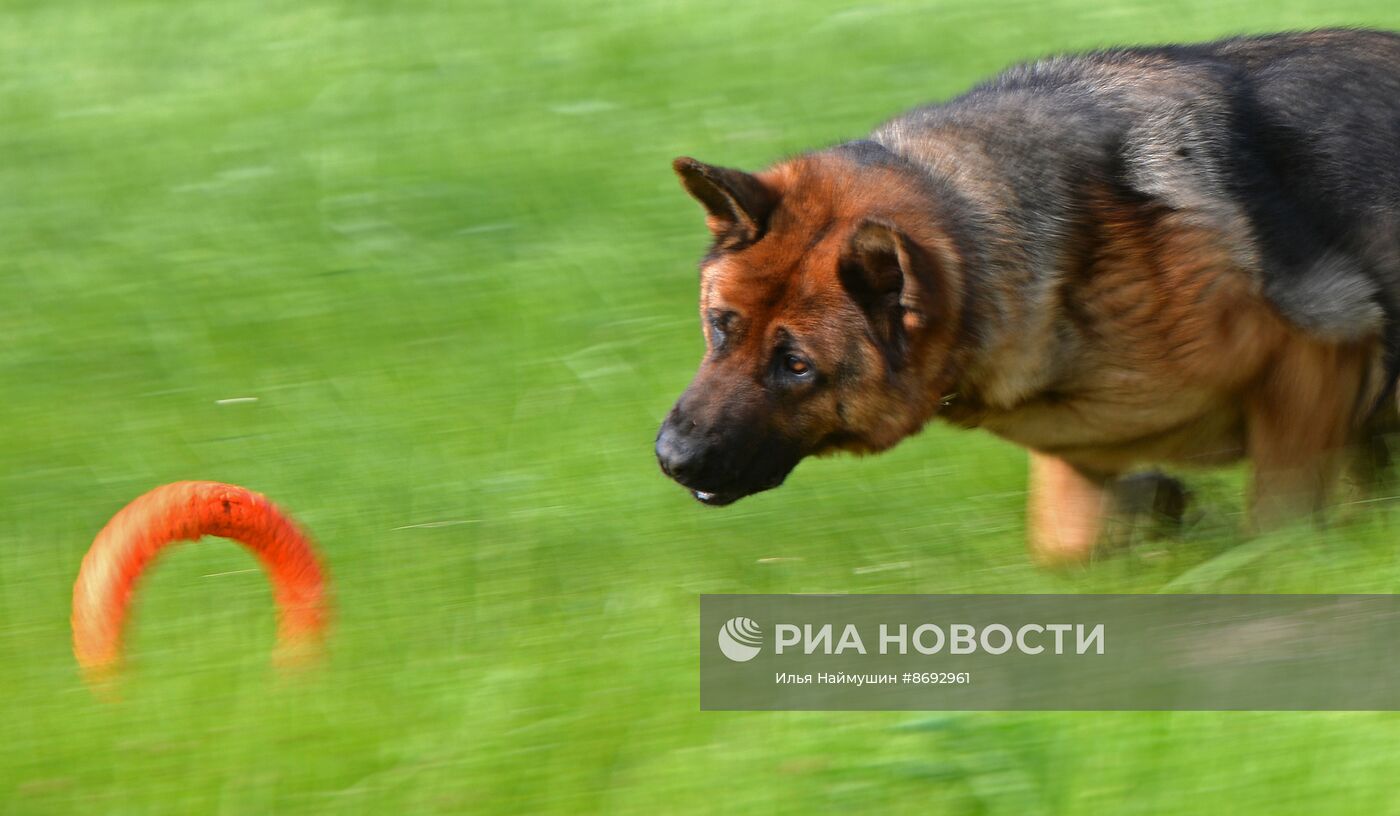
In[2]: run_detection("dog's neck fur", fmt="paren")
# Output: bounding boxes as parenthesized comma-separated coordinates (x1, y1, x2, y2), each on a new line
(866, 128, 1080, 421)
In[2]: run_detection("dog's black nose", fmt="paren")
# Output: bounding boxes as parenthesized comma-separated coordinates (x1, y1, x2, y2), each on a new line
(656, 422, 703, 483)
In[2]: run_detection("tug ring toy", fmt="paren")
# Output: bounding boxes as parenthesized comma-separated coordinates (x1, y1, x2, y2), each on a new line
(72, 481, 329, 682)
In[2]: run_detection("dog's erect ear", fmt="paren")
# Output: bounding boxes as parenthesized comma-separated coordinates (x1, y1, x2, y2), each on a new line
(838, 219, 939, 370)
(672, 157, 775, 243)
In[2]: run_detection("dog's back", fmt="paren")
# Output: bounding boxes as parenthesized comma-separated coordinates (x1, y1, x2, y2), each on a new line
(874, 29, 1400, 356)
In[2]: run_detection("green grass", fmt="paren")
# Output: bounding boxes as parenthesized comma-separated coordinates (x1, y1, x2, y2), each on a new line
(4, 0, 1400, 812)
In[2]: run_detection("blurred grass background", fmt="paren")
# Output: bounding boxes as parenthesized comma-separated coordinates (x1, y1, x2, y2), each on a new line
(3, 0, 1400, 813)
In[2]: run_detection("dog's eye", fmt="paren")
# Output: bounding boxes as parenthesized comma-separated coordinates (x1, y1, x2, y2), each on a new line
(783, 354, 813, 377)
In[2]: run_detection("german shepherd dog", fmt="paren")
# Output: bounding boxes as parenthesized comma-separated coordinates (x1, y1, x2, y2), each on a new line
(655, 29, 1400, 564)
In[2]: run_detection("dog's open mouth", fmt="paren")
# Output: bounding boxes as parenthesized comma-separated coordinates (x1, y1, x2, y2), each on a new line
(691, 489, 739, 506)
(689, 471, 790, 506)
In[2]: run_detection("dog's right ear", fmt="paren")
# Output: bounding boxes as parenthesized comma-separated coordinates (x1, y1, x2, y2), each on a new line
(839, 219, 942, 371)
(672, 157, 775, 244)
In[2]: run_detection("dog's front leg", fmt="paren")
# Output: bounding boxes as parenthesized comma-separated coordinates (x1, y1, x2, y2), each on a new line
(1026, 452, 1111, 566)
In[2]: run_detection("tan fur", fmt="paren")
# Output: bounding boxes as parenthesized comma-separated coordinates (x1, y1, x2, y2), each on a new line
(970, 191, 1386, 559)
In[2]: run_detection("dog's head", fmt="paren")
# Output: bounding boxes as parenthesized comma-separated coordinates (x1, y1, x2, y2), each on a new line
(656, 148, 967, 506)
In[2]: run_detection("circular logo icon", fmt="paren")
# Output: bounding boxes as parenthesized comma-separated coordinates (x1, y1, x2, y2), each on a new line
(718, 617, 763, 662)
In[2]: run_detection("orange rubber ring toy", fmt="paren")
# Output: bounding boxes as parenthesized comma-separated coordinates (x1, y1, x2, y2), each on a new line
(72, 481, 330, 681)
